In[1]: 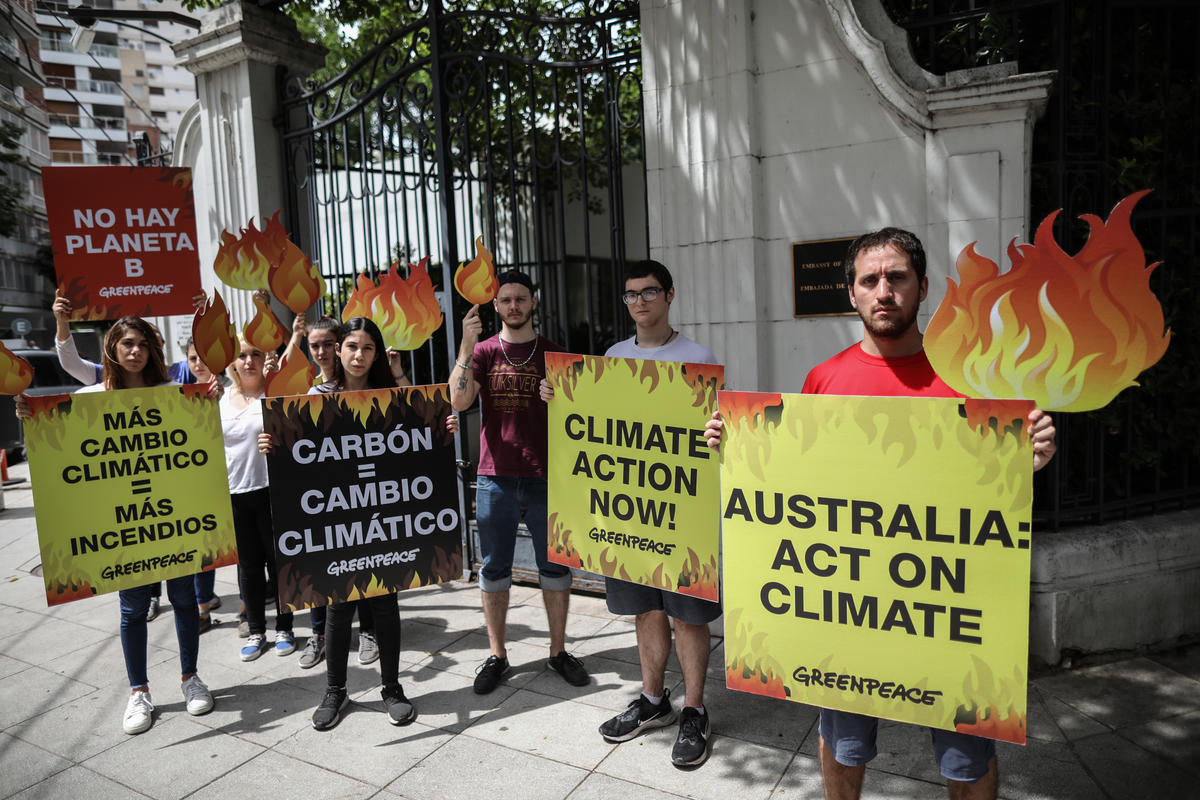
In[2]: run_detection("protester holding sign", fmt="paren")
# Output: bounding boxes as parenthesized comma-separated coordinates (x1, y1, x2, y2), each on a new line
(261, 317, 418, 730)
(222, 337, 296, 661)
(705, 228, 1056, 800)
(450, 270, 589, 694)
(540, 260, 720, 766)
(16, 316, 215, 735)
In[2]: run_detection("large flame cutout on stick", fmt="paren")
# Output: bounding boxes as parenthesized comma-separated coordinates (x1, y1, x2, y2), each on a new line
(268, 239, 325, 314)
(212, 214, 279, 291)
(341, 257, 445, 350)
(0, 342, 33, 395)
(454, 236, 499, 304)
(192, 290, 238, 376)
(266, 352, 316, 397)
(243, 293, 287, 353)
(925, 190, 1170, 411)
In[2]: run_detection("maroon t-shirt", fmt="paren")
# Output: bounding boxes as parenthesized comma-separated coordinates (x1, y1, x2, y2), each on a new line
(473, 334, 564, 477)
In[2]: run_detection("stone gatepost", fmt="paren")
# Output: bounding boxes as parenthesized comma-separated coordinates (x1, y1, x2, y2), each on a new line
(168, 2, 325, 342)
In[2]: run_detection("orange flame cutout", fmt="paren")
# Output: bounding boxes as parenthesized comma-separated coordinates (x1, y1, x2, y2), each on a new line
(926, 190, 1170, 411)
(953, 656, 1026, 744)
(192, 290, 239, 376)
(674, 548, 720, 602)
(0, 342, 33, 395)
(212, 214, 280, 291)
(340, 257, 444, 350)
(454, 236, 499, 304)
(268, 237, 325, 314)
(265, 352, 316, 397)
(243, 293, 288, 353)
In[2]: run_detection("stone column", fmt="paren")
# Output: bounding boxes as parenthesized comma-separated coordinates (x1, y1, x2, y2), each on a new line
(169, 2, 325, 336)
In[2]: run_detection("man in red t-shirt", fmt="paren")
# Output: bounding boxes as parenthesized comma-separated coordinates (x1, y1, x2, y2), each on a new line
(707, 228, 1056, 800)
(450, 270, 589, 694)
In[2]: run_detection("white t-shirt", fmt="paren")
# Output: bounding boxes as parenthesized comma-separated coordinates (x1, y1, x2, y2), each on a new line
(605, 333, 717, 365)
(220, 392, 268, 493)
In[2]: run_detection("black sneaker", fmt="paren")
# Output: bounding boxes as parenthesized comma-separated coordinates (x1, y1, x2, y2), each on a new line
(381, 683, 416, 725)
(312, 686, 348, 731)
(599, 688, 676, 742)
(473, 655, 510, 694)
(548, 651, 589, 687)
(671, 707, 711, 767)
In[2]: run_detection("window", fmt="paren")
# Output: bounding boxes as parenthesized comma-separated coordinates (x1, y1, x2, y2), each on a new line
(149, 86, 164, 95)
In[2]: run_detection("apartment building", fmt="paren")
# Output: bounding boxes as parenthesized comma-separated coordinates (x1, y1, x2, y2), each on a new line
(0, 0, 53, 343)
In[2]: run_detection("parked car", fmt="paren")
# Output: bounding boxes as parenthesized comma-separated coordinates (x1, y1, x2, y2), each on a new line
(0, 349, 87, 461)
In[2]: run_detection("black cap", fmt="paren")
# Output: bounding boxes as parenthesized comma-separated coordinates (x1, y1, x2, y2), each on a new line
(497, 270, 533, 291)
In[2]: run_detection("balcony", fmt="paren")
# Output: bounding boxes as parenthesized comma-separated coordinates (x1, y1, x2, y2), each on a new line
(47, 112, 126, 131)
(49, 149, 127, 165)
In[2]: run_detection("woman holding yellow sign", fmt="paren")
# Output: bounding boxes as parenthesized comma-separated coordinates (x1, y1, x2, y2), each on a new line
(16, 317, 216, 735)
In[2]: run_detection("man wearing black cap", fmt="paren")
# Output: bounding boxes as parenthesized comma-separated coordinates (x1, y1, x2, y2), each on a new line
(450, 270, 590, 694)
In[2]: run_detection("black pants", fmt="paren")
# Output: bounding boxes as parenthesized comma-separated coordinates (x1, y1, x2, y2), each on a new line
(326, 592, 400, 688)
(310, 598, 375, 637)
(232, 488, 292, 635)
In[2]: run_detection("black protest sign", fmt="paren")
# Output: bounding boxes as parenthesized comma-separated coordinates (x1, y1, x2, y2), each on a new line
(263, 385, 462, 610)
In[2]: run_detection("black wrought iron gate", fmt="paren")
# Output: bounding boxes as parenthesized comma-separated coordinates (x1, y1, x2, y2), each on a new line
(278, 0, 647, 577)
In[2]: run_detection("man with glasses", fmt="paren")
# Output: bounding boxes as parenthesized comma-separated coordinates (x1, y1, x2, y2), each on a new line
(543, 259, 721, 767)
(451, 270, 590, 695)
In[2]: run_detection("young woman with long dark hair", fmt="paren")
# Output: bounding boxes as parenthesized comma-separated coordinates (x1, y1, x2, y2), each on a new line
(17, 317, 215, 734)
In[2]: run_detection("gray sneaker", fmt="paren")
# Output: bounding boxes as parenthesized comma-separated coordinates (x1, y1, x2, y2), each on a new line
(358, 631, 379, 665)
(298, 635, 324, 669)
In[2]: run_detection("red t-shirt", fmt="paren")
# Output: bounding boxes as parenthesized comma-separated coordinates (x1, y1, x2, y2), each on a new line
(473, 334, 564, 477)
(801, 343, 962, 398)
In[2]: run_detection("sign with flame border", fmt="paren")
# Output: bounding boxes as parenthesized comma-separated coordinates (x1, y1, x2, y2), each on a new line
(263, 385, 463, 610)
(23, 386, 237, 605)
(545, 353, 724, 601)
(720, 392, 1034, 744)
(42, 166, 203, 320)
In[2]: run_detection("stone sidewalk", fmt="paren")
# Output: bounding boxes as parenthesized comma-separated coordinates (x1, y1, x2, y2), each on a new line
(0, 462, 1197, 800)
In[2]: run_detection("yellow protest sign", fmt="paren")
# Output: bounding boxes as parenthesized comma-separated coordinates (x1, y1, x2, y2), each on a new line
(546, 353, 724, 601)
(24, 386, 237, 605)
(720, 391, 1034, 744)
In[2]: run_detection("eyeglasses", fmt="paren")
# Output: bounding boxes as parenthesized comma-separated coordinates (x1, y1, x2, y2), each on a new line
(621, 287, 666, 305)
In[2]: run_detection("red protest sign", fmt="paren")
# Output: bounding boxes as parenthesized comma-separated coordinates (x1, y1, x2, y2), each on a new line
(41, 166, 203, 320)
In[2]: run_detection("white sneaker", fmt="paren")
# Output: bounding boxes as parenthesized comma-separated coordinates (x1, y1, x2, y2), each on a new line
(182, 675, 214, 715)
(123, 690, 154, 734)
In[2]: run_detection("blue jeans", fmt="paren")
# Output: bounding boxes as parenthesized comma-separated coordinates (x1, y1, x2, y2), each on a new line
(119, 575, 199, 687)
(476, 475, 571, 592)
(194, 570, 216, 606)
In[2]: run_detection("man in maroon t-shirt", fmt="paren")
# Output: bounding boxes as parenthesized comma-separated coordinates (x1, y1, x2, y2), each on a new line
(707, 228, 1056, 800)
(450, 270, 589, 694)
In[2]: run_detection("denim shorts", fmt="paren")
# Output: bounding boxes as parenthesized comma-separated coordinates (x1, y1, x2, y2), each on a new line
(476, 474, 571, 592)
(819, 708, 996, 782)
(604, 576, 722, 625)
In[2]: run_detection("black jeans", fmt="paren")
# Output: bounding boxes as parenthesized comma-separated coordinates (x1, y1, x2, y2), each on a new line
(326, 592, 400, 688)
(309, 597, 375, 637)
(232, 487, 292, 636)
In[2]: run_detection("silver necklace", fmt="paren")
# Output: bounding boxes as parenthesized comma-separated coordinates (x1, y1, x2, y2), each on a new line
(636, 328, 677, 348)
(499, 335, 538, 368)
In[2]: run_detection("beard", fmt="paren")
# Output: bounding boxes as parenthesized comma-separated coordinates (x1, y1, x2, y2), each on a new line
(858, 302, 919, 339)
(502, 308, 533, 331)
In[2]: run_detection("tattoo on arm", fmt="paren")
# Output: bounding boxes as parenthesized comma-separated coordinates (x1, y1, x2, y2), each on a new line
(455, 370, 469, 392)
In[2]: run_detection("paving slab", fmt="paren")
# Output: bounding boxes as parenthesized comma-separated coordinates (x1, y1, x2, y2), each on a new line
(410, 629, 552, 691)
(465, 688, 618, 768)
(567, 772, 691, 800)
(188, 748, 378, 800)
(1028, 687, 1109, 741)
(274, 715, 453, 788)
(0, 731, 72, 798)
(182, 669, 325, 747)
(0, 663, 97, 730)
(0, 651, 29, 680)
(389, 662, 519, 734)
(1033, 657, 1200, 730)
(597, 730, 795, 800)
(703, 684, 816, 751)
(1114, 708, 1200, 778)
(519, 651, 680, 712)
(1071, 730, 1195, 800)
(772, 752, 946, 799)
(7, 682, 137, 762)
(6, 765, 153, 800)
(391, 734, 587, 800)
(992, 738, 1105, 800)
(82, 715, 265, 800)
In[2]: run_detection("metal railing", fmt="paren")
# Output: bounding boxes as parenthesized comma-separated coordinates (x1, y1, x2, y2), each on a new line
(884, 0, 1200, 529)
(45, 76, 122, 94)
(48, 112, 126, 131)
(49, 149, 127, 165)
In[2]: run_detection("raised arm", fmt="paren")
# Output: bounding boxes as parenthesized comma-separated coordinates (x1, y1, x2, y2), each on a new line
(449, 304, 482, 411)
(53, 290, 101, 386)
